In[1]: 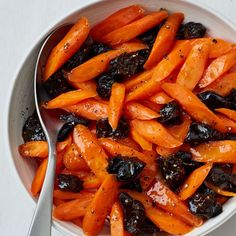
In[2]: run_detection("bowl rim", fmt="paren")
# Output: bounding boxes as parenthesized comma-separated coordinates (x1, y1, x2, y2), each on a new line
(4, 0, 236, 235)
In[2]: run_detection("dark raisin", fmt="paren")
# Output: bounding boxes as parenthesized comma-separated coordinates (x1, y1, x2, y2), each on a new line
(22, 111, 46, 142)
(109, 49, 150, 78)
(119, 192, 159, 236)
(157, 101, 183, 125)
(226, 88, 236, 103)
(57, 114, 90, 141)
(121, 178, 143, 192)
(189, 186, 222, 219)
(96, 74, 115, 99)
(92, 42, 111, 55)
(198, 91, 236, 110)
(207, 164, 236, 193)
(158, 155, 186, 190)
(57, 174, 83, 192)
(177, 22, 207, 39)
(107, 155, 145, 182)
(185, 122, 224, 146)
(96, 117, 129, 139)
(43, 70, 73, 98)
(224, 133, 236, 140)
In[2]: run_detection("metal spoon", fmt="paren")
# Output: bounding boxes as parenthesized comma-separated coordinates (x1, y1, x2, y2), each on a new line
(28, 24, 72, 236)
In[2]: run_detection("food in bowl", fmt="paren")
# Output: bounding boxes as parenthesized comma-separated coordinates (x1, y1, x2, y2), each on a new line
(18, 4, 236, 236)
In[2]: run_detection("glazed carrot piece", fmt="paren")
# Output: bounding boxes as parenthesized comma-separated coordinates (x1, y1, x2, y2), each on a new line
(63, 143, 90, 171)
(140, 100, 162, 112)
(205, 182, 236, 197)
(179, 163, 213, 200)
(190, 140, 236, 163)
(126, 40, 191, 101)
(55, 151, 65, 174)
(54, 189, 94, 200)
(19, 141, 48, 158)
(45, 90, 97, 109)
(83, 175, 118, 235)
(110, 202, 126, 236)
(176, 41, 209, 90)
(56, 135, 72, 152)
(61, 169, 90, 179)
(156, 146, 180, 157)
(53, 192, 95, 220)
(90, 5, 145, 41)
(125, 102, 160, 120)
(131, 120, 182, 148)
(116, 137, 140, 151)
(233, 164, 236, 173)
(126, 191, 193, 235)
(82, 173, 102, 189)
(198, 48, 236, 88)
(114, 39, 148, 52)
(73, 124, 108, 181)
(53, 198, 65, 206)
(144, 13, 184, 69)
(202, 72, 236, 96)
(149, 91, 173, 104)
(147, 179, 203, 227)
(162, 83, 228, 132)
(69, 80, 97, 94)
(108, 83, 126, 129)
(64, 98, 108, 120)
(215, 108, 236, 122)
(72, 217, 83, 227)
(130, 126, 153, 151)
(217, 114, 236, 132)
(31, 159, 48, 196)
(44, 17, 90, 81)
(101, 10, 168, 45)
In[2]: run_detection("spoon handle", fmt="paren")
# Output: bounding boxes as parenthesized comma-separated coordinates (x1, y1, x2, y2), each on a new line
(27, 143, 56, 236)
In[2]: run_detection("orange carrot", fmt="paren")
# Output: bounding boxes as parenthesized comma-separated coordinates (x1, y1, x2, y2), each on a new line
(73, 124, 108, 181)
(140, 100, 162, 112)
(56, 135, 72, 152)
(61, 169, 90, 179)
(72, 217, 83, 227)
(19, 141, 48, 158)
(144, 13, 184, 69)
(63, 143, 90, 171)
(217, 114, 236, 132)
(205, 182, 236, 197)
(202, 72, 236, 96)
(108, 83, 126, 129)
(149, 91, 173, 104)
(113, 39, 148, 52)
(101, 11, 168, 45)
(64, 98, 108, 120)
(91, 5, 145, 41)
(176, 41, 209, 90)
(83, 175, 118, 235)
(162, 83, 228, 132)
(54, 189, 94, 200)
(116, 137, 140, 151)
(215, 108, 236, 122)
(131, 120, 182, 148)
(147, 179, 203, 227)
(126, 191, 193, 235)
(53, 192, 95, 220)
(69, 80, 97, 94)
(198, 48, 236, 88)
(179, 163, 213, 200)
(125, 102, 160, 120)
(44, 17, 90, 81)
(31, 159, 48, 196)
(191, 140, 236, 163)
(82, 173, 102, 189)
(156, 146, 180, 157)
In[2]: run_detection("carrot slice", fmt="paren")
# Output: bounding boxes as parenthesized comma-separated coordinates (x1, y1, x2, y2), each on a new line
(144, 13, 184, 69)
(202, 72, 236, 96)
(83, 175, 118, 235)
(101, 11, 168, 45)
(64, 98, 108, 120)
(179, 163, 213, 200)
(54, 189, 93, 200)
(156, 146, 180, 157)
(69, 80, 97, 94)
(198, 48, 236, 88)
(140, 100, 162, 112)
(113, 39, 148, 52)
(90, 5, 145, 41)
(216, 114, 236, 132)
(131, 120, 182, 148)
(44, 17, 90, 81)
(149, 91, 173, 104)
(125, 102, 160, 120)
(110, 202, 125, 236)
(162, 83, 228, 132)
(82, 173, 102, 189)
(126, 191, 193, 235)
(63, 143, 90, 171)
(147, 179, 203, 227)
(73, 124, 108, 181)
(31, 159, 48, 196)
(116, 137, 140, 151)
(72, 217, 83, 227)
(191, 140, 236, 163)
(53, 192, 95, 220)
(205, 182, 236, 197)
(56, 135, 72, 152)
(19, 141, 48, 158)
(176, 41, 209, 90)
(215, 108, 236, 122)
(108, 83, 126, 129)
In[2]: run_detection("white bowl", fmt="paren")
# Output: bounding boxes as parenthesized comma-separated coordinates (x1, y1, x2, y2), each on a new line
(6, 0, 236, 235)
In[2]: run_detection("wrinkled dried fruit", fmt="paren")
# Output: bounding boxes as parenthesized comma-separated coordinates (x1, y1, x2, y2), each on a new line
(107, 155, 145, 182)
(96, 74, 115, 99)
(57, 174, 83, 192)
(177, 22, 207, 39)
(91, 42, 111, 55)
(121, 178, 143, 192)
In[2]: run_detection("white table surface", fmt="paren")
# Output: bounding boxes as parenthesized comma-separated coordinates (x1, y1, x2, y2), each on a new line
(1, 0, 236, 235)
